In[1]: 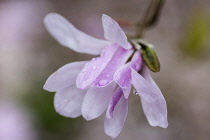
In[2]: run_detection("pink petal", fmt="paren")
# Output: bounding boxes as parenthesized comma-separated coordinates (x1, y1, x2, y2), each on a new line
(76, 44, 133, 89)
(131, 68, 158, 102)
(44, 13, 111, 55)
(102, 14, 131, 50)
(76, 44, 119, 89)
(104, 95, 128, 139)
(44, 61, 87, 92)
(92, 47, 133, 87)
(114, 63, 132, 99)
(106, 87, 123, 119)
(140, 65, 168, 128)
(81, 82, 117, 120)
(130, 51, 142, 71)
(54, 84, 87, 118)
(114, 51, 142, 98)
(140, 95, 168, 128)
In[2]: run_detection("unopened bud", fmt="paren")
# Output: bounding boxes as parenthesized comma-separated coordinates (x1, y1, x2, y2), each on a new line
(131, 39, 160, 72)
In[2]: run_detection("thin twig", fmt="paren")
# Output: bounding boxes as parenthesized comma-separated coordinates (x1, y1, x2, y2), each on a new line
(135, 0, 165, 38)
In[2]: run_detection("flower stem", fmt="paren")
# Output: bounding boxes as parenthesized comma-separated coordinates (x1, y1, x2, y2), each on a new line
(135, 0, 165, 38)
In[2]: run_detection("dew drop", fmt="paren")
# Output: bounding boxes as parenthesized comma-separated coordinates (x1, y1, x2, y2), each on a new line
(83, 68, 87, 72)
(92, 66, 96, 70)
(105, 74, 110, 78)
(133, 89, 138, 95)
(115, 76, 119, 80)
(99, 80, 108, 86)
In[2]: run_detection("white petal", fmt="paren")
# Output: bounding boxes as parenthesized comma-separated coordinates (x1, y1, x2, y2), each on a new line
(141, 94, 168, 128)
(104, 96, 128, 139)
(54, 85, 87, 118)
(131, 68, 158, 102)
(44, 13, 111, 55)
(102, 14, 131, 50)
(140, 65, 168, 128)
(81, 82, 117, 120)
(43, 61, 87, 92)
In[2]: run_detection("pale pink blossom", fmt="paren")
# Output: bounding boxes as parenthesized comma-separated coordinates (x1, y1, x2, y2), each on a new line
(43, 13, 168, 138)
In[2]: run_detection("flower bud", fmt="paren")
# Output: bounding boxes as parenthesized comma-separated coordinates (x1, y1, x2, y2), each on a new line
(131, 39, 160, 72)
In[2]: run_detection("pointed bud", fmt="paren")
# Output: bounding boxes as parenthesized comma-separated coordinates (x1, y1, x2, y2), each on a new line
(131, 39, 160, 72)
(139, 41, 160, 72)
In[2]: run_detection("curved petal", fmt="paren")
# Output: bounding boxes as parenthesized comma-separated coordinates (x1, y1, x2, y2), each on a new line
(106, 87, 123, 119)
(131, 69, 158, 102)
(140, 94, 168, 128)
(44, 13, 111, 55)
(102, 14, 131, 50)
(130, 51, 142, 71)
(104, 95, 128, 139)
(140, 65, 168, 128)
(54, 84, 87, 118)
(76, 44, 133, 89)
(114, 51, 142, 98)
(44, 61, 87, 92)
(114, 63, 132, 99)
(81, 82, 117, 120)
(92, 47, 133, 87)
(76, 44, 119, 89)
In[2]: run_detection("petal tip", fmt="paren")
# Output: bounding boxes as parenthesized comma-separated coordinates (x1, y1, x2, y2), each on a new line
(124, 42, 132, 50)
(43, 83, 47, 90)
(123, 93, 129, 99)
(160, 121, 168, 128)
(43, 81, 54, 92)
(44, 13, 60, 25)
(82, 115, 93, 121)
(81, 103, 97, 121)
(102, 14, 107, 17)
(82, 110, 98, 121)
(105, 130, 118, 139)
(151, 121, 168, 128)
(102, 14, 110, 20)
(148, 118, 168, 128)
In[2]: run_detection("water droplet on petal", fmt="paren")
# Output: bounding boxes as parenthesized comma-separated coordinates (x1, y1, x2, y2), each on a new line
(105, 74, 110, 78)
(99, 80, 108, 86)
(83, 68, 87, 72)
(115, 75, 119, 80)
(133, 89, 138, 95)
(92, 66, 96, 70)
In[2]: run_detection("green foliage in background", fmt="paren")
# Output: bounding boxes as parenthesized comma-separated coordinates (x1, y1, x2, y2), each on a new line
(180, 10, 210, 58)
(21, 79, 85, 140)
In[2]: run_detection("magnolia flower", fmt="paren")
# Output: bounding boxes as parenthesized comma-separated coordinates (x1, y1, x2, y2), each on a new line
(43, 13, 168, 138)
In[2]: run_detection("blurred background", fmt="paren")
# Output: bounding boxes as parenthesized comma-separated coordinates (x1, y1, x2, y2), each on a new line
(0, 0, 210, 140)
